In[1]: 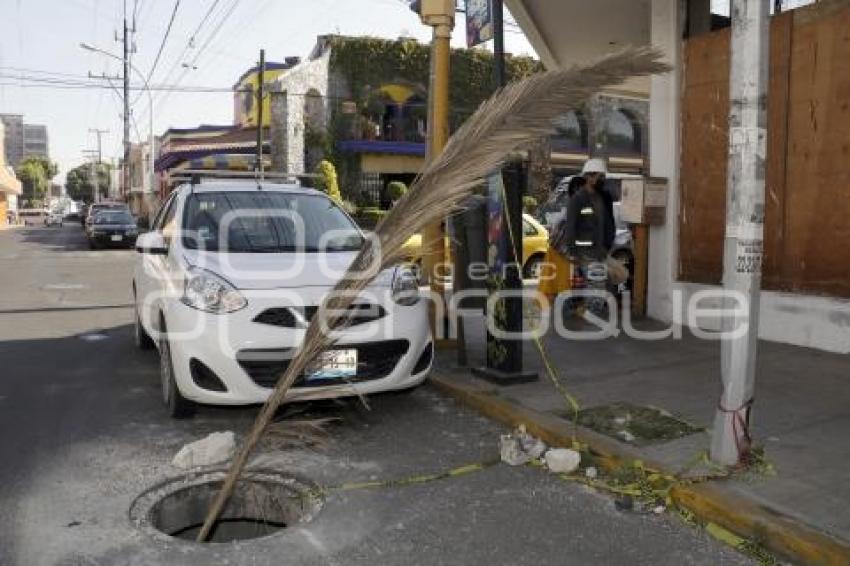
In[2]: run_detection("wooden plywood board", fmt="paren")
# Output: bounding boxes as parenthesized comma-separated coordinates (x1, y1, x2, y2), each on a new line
(679, 29, 729, 284)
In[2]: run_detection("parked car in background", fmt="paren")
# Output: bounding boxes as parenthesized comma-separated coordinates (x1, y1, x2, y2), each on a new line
(401, 213, 549, 279)
(133, 181, 432, 418)
(18, 209, 47, 226)
(45, 210, 64, 227)
(84, 202, 129, 237)
(88, 209, 138, 249)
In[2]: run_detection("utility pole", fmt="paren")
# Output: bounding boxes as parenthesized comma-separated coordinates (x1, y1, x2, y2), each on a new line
(256, 49, 266, 180)
(416, 0, 455, 345)
(89, 128, 108, 167)
(82, 149, 100, 203)
(88, 128, 108, 201)
(121, 0, 131, 199)
(710, 0, 770, 466)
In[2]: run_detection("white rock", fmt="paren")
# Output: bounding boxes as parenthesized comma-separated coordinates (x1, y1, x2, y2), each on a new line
(499, 428, 546, 466)
(585, 466, 598, 479)
(172, 431, 236, 469)
(544, 448, 581, 474)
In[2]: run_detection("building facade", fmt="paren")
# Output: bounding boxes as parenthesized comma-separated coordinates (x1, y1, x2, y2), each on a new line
(508, 0, 849, 354)
(0, 114, 49, 166)
(0, 114, 24, 167)
(270, 35, 648, 208)
(0, 122, 23, 226)
(23, 124, 49, 159)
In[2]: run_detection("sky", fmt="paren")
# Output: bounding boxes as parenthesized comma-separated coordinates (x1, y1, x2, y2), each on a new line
(0, 0, 536, 182)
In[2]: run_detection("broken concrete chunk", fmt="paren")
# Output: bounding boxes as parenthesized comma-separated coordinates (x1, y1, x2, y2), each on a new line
(500, 426, 547, 466)
(543, 448, 581, 474)
(172, 431, 236, 469)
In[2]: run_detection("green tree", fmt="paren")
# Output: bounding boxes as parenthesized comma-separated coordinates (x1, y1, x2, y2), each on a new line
(15, 156, 57, 203)
(314, 159, 342, 203)
(386, 180, 408, 203)
(65, 162, 112, 203)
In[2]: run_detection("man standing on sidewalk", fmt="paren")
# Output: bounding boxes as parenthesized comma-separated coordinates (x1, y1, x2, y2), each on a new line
(562, 158, 616, 318)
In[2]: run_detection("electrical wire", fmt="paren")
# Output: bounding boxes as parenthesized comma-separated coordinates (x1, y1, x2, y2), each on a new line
(145, 0, 181, 86)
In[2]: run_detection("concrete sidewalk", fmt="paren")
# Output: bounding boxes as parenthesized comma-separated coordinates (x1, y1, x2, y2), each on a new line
(433, 314, 850, 562)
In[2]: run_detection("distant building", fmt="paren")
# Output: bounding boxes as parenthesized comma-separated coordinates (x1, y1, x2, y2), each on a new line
(0, 114, 50, 166)
(23, 124, 49, 159)
(0, 114, 24, 167)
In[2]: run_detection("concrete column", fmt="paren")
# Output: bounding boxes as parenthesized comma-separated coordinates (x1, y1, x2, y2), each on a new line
(269, 90, 289, 173)
(710, 0, 770, 466)
(647, 0, 684, 323)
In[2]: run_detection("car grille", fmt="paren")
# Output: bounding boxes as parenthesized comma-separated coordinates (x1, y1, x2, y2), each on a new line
(237, 339, 410, 389)
(253, 303, 386, 329)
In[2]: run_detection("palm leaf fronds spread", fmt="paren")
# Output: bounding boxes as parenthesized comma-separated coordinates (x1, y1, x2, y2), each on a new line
(196, 47, 670, 541)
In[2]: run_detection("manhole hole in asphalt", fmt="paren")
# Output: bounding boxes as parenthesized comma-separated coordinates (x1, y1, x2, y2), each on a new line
(130, 470, 323, 543)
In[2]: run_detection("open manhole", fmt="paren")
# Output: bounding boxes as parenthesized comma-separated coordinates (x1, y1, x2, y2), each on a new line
(130, 470, 323, 543)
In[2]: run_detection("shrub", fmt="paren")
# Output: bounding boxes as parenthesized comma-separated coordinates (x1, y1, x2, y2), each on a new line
(314, 159, 342, 203)
(387, 181, 408, 202)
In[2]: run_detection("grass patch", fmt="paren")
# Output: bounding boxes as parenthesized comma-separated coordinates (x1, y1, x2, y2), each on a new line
(575, 402, 702, 446)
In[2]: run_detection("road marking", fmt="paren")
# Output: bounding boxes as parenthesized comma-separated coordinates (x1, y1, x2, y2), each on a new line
(42, 283, 88, 290)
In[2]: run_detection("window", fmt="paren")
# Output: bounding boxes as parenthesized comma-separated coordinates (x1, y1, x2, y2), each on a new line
(523, 219, 538, 237)
(181, 191, 363, 253)
(552, 111, 588, 152)
(605, 109, 642, 155)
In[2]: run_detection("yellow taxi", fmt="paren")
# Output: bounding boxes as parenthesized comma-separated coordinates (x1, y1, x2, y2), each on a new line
(401, 213, 549, 279)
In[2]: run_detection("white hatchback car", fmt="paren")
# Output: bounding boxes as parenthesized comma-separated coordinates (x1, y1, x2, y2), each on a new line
(133, 180, 432, 417)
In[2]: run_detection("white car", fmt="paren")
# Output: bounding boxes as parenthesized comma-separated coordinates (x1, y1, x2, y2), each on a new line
(132, 180, 432, 418)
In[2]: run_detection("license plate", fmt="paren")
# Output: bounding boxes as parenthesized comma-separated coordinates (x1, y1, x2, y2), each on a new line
(111, 234, 123, 242)
(306, 349, 357, 381)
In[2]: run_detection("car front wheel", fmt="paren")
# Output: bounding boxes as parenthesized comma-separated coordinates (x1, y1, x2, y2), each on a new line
(158, 319, 195, 419)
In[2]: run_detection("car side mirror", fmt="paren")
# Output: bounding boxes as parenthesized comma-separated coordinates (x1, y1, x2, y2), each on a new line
(135, 231, 168, 255)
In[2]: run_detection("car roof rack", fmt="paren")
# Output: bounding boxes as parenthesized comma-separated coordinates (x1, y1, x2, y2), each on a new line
(170, 169, 320, 188)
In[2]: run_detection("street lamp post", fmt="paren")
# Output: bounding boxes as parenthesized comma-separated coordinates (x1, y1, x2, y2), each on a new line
(80, 42, 156, 198)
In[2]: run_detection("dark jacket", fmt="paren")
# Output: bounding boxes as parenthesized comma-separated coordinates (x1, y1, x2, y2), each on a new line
(561, 186, 615, 260)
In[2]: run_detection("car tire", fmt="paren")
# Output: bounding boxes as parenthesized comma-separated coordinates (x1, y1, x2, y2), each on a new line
(523, 255, 544, 279)
(134, 301, 155, 351)
(158, 318, 195, 419)
(89, 240, 99, 250)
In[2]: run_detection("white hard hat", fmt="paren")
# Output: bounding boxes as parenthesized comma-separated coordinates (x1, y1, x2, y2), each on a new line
(581, 158, 608, 176)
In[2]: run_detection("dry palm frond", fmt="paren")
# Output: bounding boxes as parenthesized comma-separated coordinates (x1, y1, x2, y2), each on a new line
(197, 46, 670, 541)
(261, 417, 339, 451)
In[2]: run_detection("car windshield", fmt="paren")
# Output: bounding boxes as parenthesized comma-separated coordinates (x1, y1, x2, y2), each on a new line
(182, 191, 364, 253)
(95, 211, 134, 224)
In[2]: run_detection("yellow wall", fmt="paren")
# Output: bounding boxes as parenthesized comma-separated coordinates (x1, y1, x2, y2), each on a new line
(234, 67, 288, 128)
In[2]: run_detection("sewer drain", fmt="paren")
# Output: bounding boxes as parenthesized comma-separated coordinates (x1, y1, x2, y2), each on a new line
(130, 470, 323, 543)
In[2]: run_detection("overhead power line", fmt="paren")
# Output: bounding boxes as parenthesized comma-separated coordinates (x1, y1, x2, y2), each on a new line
(145, 0, 181, 86)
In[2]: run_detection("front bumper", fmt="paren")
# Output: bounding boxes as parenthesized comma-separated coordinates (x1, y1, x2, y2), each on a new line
(162, 288, 433, 405)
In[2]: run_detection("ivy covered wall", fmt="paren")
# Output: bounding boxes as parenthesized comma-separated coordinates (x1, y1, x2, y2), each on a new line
(327, 35, 542, 120)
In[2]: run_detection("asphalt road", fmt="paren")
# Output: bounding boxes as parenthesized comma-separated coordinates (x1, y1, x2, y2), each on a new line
(0, 224, 751, 566)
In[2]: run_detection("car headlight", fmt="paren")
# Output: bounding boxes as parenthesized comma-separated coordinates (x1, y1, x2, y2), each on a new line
(181, 267, 247, 314)
(126, 227, 138, 236)
(391, 265, 420, 306)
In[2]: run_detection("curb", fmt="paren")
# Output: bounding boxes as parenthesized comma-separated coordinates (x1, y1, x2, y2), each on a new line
(430, 369, 850, 566)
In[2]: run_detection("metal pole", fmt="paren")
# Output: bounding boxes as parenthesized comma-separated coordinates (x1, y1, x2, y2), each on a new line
(256, 49, 266, 180)
(493, 0, 505, 88)
(418, 2, 454, 345)
(122, 6, 131, 199)
(710, 0, 770, 466)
